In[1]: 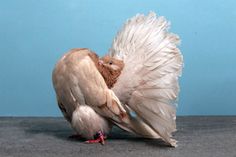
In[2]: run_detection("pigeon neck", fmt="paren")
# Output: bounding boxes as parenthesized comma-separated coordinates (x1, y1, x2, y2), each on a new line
(88, 52, 120, 89)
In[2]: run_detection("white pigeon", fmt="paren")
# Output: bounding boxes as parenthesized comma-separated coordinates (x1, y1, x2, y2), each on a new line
(52, 12, 183, 147)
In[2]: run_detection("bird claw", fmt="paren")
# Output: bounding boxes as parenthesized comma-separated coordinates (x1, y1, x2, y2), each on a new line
(85, 131, 106, 145)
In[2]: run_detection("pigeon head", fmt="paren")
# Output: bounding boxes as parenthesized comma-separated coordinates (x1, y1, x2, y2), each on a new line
(87, 52, 124, 88)
(98, 55, 124, 88)
(100, 55, 124, 72)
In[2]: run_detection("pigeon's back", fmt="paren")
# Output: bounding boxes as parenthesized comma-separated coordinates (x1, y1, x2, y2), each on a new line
(52, 49, 91, 122)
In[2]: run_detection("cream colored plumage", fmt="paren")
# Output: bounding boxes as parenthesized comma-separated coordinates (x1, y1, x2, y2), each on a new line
(52, 12, 183, 147)
(52, 49, 127, 140)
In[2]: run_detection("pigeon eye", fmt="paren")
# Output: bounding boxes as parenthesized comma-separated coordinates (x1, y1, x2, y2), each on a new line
(109, 61, 113, 65)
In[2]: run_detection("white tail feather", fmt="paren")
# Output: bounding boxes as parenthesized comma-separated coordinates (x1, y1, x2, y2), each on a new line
(110, 12, 183, 147)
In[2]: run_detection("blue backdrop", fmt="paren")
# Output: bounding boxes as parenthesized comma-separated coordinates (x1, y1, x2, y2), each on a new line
(0, 0, 235, 116)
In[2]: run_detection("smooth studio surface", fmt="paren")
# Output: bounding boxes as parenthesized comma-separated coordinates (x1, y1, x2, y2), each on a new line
(0, 0, 236, 116)
(0, 116, 235, 157)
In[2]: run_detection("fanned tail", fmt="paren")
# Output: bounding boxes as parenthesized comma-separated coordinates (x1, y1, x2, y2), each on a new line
(109, 12, 183, 147)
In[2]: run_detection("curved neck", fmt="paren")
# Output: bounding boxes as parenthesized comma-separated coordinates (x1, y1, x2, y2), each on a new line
(88, 52, 120, 88)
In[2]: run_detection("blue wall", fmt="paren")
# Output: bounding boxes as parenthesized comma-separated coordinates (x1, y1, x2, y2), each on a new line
(0, 0, 235, 116)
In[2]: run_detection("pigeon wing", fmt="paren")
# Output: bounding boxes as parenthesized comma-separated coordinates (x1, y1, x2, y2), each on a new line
(52, 49, 128, 125)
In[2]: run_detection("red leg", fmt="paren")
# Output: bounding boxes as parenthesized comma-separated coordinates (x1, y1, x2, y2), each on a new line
(85, 131, 106, 145)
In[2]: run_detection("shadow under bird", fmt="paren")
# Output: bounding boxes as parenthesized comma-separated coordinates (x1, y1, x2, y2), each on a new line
(52, 12, 183, 147)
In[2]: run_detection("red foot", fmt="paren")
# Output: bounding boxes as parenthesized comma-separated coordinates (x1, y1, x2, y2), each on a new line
(85, 131, 106, 145)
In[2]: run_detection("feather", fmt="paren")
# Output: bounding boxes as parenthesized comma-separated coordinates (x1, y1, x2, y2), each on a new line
(109, 12, 183, 146)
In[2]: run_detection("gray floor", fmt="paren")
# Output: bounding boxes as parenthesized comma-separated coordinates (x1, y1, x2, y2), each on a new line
(0, 116, 235, 157)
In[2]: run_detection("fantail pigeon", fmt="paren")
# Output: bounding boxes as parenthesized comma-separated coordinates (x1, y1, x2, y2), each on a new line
(52, 12, 183, 147)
